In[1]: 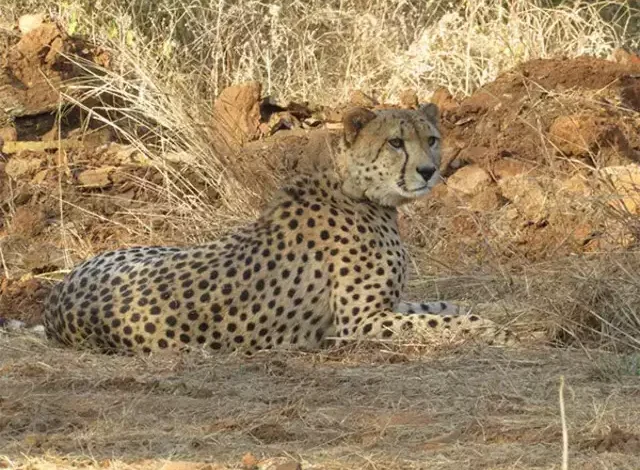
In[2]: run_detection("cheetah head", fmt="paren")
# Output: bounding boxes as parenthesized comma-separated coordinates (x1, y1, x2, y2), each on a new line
(339, 104, 442, 207)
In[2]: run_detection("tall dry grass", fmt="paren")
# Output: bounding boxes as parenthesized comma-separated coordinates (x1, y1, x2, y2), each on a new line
(3, 0, 638, 103)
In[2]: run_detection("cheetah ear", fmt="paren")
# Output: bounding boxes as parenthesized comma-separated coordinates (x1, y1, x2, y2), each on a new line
(418, 103, 439, 124)
(343, 107, 377, 146)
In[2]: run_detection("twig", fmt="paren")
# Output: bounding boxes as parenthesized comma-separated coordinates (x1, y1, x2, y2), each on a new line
(559, 375, 569, 470)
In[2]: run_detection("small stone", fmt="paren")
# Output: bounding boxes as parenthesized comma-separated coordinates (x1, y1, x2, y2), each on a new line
(349, 90, 377, 107)
(469, 188, 503, 212)
(40, 125, 59, 141)
(446, 164, 492, 196)
(18, 13, 45, 34)
(490, 159, 534, 180)
(77, 167, 115, 188)
(31, 169, 49, 185)
(0, 126, 18, 143)
(498, 175, 548, 222)
(399, 89, 419, 108)
(559, 174, 591, 197)
(5, 156, 43, 179)
(241, 452, 259, 469)
(163, 150, 197, 164)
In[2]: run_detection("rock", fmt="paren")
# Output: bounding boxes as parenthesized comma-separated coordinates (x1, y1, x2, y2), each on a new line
(599, 165, 640, 214)
(498, 175, 548, 222)
(548, 114, 599, 155)
(18, 14, 46, 34)
(31, 169, 49, 185)
(76, 167, 115, 188)
(163, 150, 198, 164)
(446, 164, 492, 196)
(8, 206, 46, 237)
(349, 90, 377, 107)
(548, 113, 628, 157)
(399, 89, 419, 108)
(559, 174, 591, 197)
(0, 126, 18, 143)
(609, 48, 640, 65)
(212, 81, 262, 148)
(84, 128, 115, 149)
(1, 24, 66, 118)
(266, 111, 301, 135)
(469, 188, 503, 212)
(241, 453, 259, 469)
(456, 146, 492, 165)
(430, 87, 458, 112)
(490, 159, 535, 180)
(104, 143, 149, 165)
(4, 156, 44, 179)
(40, 125, 59, 141)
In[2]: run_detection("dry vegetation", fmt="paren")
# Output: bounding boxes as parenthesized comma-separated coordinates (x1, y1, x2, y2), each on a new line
(1, 0, 640, 469)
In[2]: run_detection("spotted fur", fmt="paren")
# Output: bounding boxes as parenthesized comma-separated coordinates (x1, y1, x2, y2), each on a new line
(44, 104, 512, 354)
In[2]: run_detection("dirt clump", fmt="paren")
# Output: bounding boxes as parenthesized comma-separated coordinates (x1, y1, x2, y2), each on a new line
(212, 81, 263, 149)
(581, 426, 640, 454)
(1, 21, 109, 140)
(440, 56, 640, 169)
(0, 277, 51, 326)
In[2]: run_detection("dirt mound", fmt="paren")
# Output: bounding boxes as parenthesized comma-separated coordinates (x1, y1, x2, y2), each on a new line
(1, 22, 107, 124)
(441, 56, 640, 171)
(405, 55, 640, 268)
(0, 277, 49, 326)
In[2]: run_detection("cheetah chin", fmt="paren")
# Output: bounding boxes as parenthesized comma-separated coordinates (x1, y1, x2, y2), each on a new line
(44, 103, 515, 355)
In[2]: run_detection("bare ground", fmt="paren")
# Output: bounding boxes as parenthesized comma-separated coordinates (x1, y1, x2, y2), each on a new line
(1, 331, 639, 470)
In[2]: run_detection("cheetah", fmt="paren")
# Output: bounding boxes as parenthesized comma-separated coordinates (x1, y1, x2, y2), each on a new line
(44, 104, 510, 354)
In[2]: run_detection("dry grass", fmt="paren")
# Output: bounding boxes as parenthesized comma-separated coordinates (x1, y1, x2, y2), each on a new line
(1, 333, 639, 469)
(2, 0, 638, 103)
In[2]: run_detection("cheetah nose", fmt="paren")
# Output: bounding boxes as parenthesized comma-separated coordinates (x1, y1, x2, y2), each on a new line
(417, 166, 437, 182)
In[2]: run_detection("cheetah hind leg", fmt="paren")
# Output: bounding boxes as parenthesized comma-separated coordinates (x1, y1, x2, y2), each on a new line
(395, 300, 460, 316)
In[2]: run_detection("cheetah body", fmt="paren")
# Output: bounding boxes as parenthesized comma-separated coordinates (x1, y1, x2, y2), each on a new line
(44, 105, 504, 354)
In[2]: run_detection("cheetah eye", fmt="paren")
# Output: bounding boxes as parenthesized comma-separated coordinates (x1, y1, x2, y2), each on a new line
(388, 138, 404, 149)
(427, 136, 438, 147)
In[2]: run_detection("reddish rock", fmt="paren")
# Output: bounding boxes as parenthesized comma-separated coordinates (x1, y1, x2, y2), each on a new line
(548, 113, 628, 156)
(212, 81, 262, 147)
(430, 87, 458, 112)
(349, 90, 377, 107)
(399, 89, 419, 108)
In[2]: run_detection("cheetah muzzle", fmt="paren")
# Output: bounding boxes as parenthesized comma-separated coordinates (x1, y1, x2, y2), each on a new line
(44, 104, 514, 354)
